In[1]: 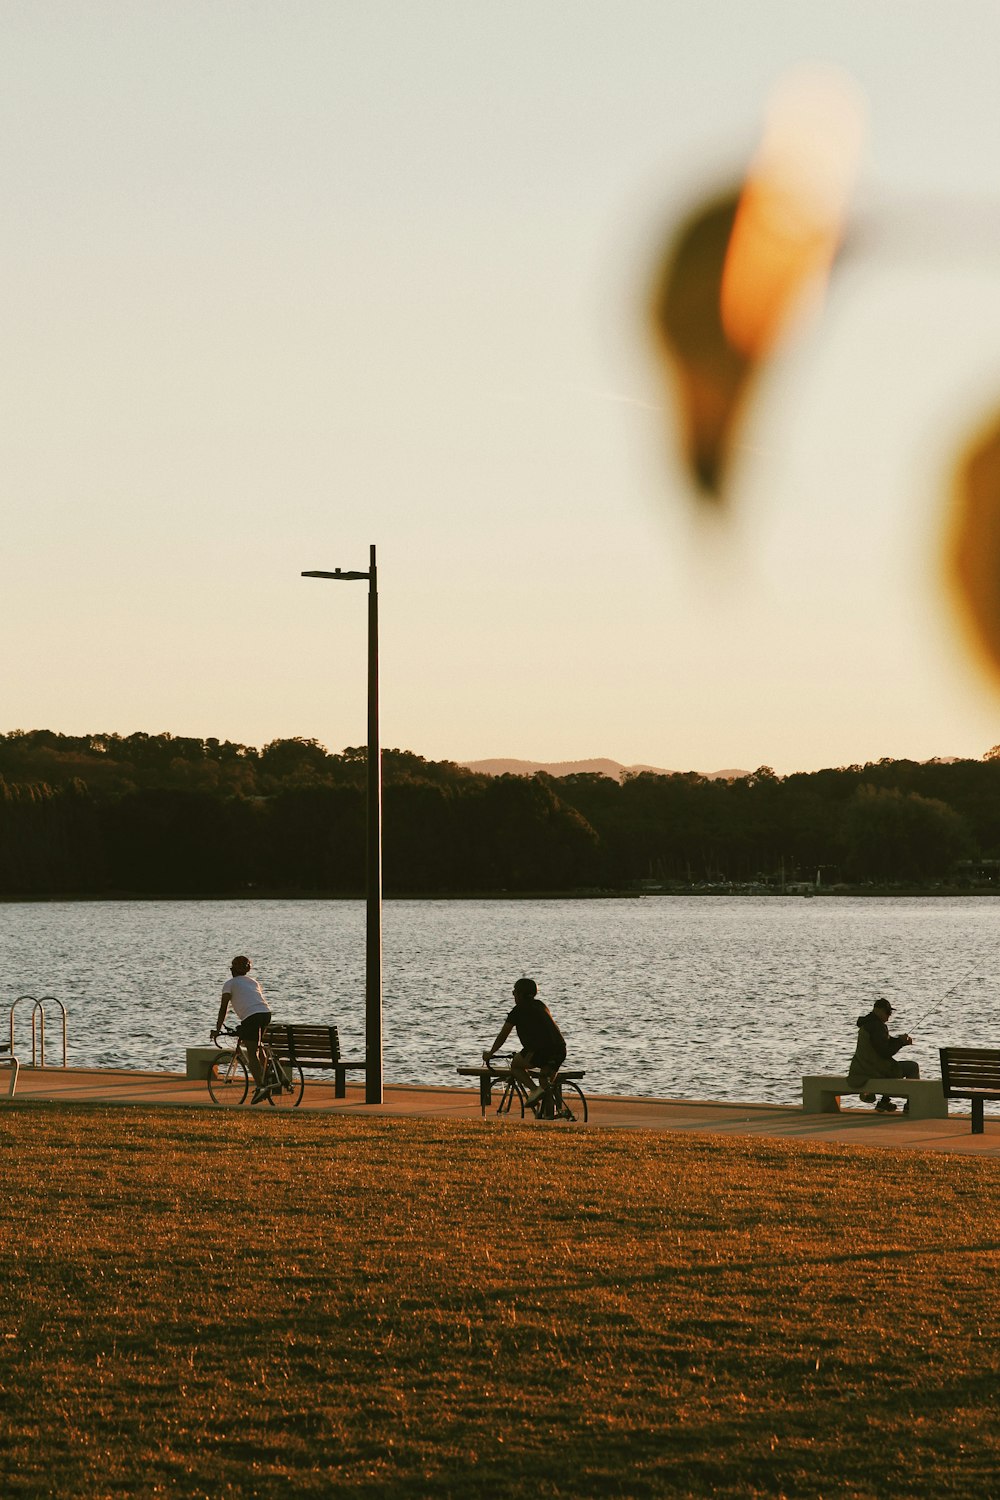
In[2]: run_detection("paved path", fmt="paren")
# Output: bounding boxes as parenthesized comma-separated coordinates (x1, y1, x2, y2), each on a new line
(5, 1066, 998, 1157)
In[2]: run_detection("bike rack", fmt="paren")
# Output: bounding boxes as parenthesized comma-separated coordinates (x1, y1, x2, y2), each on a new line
(9, 995, 68, 1068)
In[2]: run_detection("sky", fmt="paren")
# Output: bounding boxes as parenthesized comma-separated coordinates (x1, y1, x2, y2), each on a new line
(6, 0, 1000, 775)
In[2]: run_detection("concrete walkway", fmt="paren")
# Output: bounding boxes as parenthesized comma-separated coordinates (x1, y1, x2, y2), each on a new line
(5, 1065, 999, 1157)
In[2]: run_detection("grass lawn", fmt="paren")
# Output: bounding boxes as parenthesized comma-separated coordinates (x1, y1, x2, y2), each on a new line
(1, 1105, 997, 1499)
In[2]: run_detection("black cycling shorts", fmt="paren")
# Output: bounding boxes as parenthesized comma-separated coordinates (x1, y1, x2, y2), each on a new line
(236, 1012, 271, 1045)
(528, 1047, 566, 1071)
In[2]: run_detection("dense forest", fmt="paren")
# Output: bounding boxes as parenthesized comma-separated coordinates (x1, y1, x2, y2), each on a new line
(1, 729, 998, 897)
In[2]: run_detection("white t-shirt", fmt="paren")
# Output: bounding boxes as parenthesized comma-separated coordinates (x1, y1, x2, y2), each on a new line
(222, 973, 270, 1021)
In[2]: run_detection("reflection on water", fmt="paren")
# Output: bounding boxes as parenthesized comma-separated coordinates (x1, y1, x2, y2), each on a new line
(2, 896, 998, 1108)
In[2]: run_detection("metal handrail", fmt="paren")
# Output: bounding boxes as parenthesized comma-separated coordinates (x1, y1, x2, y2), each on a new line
(39, 996, 67, 1067)
(10, 996, 41, 1066)
(9, 995, 68, 1068)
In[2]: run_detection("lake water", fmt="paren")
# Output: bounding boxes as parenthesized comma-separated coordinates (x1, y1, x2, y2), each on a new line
(3, 895, 998, 1109)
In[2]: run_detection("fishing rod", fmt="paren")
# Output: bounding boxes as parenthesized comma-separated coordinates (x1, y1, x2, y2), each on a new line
(907, 960, 989, 1033)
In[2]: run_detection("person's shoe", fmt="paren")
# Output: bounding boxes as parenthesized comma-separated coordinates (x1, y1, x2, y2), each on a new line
(903, 1100, 911, 1114)
(875, 1098, 897, 1113)
(524, 1084, 547, 1106)
(250, 1084, 275, 1105)
(859, 1092, 876, 1103)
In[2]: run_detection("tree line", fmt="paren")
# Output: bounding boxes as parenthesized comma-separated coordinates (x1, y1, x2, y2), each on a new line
(1, 729, 998, 897)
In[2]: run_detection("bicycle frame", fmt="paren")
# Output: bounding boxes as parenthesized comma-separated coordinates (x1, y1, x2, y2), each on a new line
(222, 1028, 274, 1086)
(486, 1054, 587, 1123)
(208, 1027, 304, 1107)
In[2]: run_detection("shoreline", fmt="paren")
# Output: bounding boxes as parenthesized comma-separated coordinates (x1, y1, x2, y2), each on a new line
(6, 1065, 998, 1154)
(3, 885, 1000, 904)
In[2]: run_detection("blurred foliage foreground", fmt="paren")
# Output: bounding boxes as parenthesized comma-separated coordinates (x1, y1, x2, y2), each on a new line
(650, 67, 1000, 701)
(2, 730, 1000, 896)
(0, 1107, 997, 1499)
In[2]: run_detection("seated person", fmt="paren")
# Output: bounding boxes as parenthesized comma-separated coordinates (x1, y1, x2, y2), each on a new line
(848, 996, 918, 1114)
(484, 977, 566, 1107)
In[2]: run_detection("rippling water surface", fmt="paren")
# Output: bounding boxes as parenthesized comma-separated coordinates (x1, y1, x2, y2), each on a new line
(3, 896, 998, 1107)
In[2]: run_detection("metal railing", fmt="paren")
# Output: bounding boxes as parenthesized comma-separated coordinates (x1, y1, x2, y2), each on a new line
(9, 995, 68, 1068)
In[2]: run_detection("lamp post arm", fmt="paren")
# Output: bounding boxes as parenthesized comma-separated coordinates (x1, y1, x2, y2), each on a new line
(301, 570, 370, 581)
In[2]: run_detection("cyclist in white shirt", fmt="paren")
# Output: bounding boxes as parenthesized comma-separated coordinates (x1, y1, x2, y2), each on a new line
(212, 956, 274, 1104)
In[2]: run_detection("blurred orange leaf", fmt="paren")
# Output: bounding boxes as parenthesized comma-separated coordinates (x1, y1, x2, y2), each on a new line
(650, 68, 863, 501)
(650, 191, 750, 497)
(949, 413, 1000, 684)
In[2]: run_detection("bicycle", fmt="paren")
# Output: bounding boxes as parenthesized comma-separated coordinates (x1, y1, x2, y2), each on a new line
(486, 1052, 588, 1123)
(206, 1025, 305, 1108)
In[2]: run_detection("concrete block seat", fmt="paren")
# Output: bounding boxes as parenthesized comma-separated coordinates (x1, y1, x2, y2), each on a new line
(186, 1046, 224, 1081)
(802, 1074, 947, 1119)
(1, 1041, 19, 1099)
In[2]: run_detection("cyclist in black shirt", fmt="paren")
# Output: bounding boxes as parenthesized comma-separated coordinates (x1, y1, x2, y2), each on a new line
(483, 977, 567, 1106)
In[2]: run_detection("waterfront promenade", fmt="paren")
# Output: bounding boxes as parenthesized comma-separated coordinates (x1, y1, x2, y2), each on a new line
(7, 1065, 998, 1155)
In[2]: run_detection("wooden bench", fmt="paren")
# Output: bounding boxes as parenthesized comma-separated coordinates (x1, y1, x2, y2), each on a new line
(1, 1041, 19, 1100)
(801, 1074, 947, 1119)
(457, 1064, 587, 1117)
(939, 1047, 1000, 1134)
(266, 1023, 366, 1098)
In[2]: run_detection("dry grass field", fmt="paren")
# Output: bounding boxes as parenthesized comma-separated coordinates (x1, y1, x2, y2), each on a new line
(1, 1104, 997, 1499)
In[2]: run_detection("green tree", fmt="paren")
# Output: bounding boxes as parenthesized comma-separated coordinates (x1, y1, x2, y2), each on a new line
(842, 785, 972, 881)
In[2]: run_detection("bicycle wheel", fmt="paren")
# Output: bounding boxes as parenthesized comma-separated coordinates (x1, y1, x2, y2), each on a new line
(554, 1079, 588, 1123)
(496, 1077, 525, 1117)
(207, 1052, 249, 1106)
(267, 1059, 305, 1108)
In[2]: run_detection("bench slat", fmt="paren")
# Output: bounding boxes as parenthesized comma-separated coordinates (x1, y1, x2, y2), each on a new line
(941, 1062, 1000, 1079)
(267, 1023, 340, 1062)
(456, 1066, 585, 1080)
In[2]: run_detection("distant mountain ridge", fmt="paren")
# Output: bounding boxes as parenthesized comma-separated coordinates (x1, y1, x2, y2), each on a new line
(460, 757, 747, 782)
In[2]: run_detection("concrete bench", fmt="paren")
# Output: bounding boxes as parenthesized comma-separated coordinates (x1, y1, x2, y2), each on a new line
(186, 1046, 223, 1081)
(1, 1041, 19, 1099)
(802, 1074, 947, 1119)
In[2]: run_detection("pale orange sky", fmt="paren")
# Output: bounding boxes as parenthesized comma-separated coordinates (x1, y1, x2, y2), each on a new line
(5, 1, 1000, 773)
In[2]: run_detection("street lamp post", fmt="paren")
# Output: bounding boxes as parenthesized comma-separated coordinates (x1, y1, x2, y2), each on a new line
(301, 544, 383, 1104)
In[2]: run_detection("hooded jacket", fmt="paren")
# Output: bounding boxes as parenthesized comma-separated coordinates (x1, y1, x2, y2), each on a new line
(848, 1010, 908, 1085)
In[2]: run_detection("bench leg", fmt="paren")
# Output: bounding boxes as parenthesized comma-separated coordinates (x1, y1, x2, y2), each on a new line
(480, 1074, 493, 1116)
(802, 1080, 840, 1113)
(972, 1097, 984, 1134)
(4, 1058, 18, 1100)
(335, 1066, 346, 1099)
(902, 1084, 948, 1121)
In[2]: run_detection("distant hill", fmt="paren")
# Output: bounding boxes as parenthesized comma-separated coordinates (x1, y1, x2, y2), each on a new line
(460, 757, 747, 782)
